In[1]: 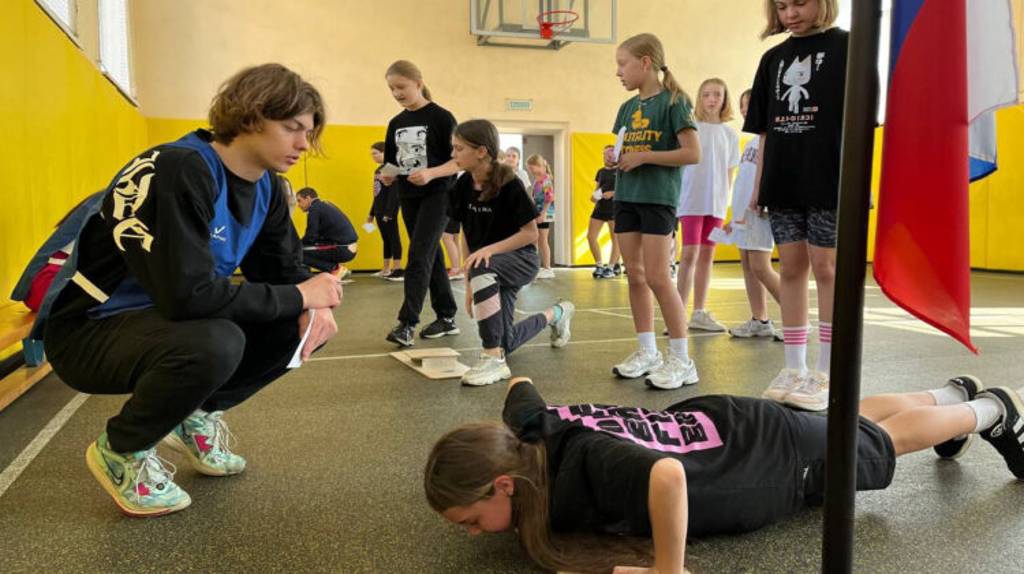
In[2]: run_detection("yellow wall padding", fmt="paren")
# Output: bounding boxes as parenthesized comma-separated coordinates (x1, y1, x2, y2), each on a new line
(1, 0, 148, 300)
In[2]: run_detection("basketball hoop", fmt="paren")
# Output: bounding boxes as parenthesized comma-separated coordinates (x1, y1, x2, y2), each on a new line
(537, 10, 579, 40)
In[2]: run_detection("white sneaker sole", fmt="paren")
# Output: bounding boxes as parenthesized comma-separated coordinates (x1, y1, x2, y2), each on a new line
(86, 443, 191, 517)
(612, 364, 661, 379)
(461, 367, 512, 387)
(783, 394, 829, 412)
(645, 372, 699, 390)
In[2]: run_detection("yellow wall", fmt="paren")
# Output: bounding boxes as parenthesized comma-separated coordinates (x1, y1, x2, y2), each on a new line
(1, 0, 147, 299)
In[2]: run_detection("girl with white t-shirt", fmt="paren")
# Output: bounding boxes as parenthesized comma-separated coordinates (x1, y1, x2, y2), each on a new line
(727, 89, 783, 339)
(676, 78, 739, 332)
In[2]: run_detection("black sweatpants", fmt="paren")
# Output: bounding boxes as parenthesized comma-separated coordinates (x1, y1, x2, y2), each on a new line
(398, 192, 456, 325)
(45, 308, 300, 453)
(376, 215, 402, 260)
(303, 245, 354, 273)
(468, 246, 546, 354)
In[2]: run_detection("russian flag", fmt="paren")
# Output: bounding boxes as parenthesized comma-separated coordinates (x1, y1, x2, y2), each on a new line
(875, 0, 1018, 353)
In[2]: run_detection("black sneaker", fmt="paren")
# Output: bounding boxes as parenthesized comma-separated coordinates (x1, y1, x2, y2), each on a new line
(592, 266, 604, 278)
(386, 269, 405, 282)
(977, 386, 1024, 480)
(934, 375, 984, 459)
(420, 317, 460, 339)
(386, 323, 415, 347)
(613, 263, 623, 276)
(599, 266, 616, 279)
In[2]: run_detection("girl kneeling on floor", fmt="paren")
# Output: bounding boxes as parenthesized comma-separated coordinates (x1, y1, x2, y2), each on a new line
(450, 119, 574, 387)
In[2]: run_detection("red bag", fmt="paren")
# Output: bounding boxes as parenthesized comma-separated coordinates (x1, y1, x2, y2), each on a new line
(24, 251, 69, 312)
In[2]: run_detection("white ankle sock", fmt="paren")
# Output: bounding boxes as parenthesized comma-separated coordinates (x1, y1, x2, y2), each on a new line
(928, 384, 970, 406)
(816, 322, 832, 373)
(637, 332, 657, 354)
(782, 326, 809, 371)
(967, 396, 1006, 433)
(669, 338, 689, 361)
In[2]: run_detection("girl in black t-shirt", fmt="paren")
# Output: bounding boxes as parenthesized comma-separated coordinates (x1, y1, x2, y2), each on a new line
(425, 375, 1024, 573)
(381, 60, 461, 347)
(743, 0, 847, 412)
(449, 120, 575, 387)
(588, 144, 621, 279)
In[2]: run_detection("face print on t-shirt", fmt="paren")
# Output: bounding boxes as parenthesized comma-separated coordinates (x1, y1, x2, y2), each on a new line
(395, 126, 427, 174)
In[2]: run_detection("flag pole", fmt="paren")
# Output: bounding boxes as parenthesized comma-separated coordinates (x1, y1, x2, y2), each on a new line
(822, 1, 882, 572)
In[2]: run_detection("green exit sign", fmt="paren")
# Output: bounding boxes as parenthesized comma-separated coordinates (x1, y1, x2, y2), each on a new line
(506, 99, 533, 112)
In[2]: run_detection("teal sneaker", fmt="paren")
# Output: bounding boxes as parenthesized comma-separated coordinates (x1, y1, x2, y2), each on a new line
(162, 410, 246, 476)
(85, 433, 191, 517)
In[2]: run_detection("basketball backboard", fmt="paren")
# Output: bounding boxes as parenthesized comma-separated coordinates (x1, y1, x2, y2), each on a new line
(471, 0, 617, 50)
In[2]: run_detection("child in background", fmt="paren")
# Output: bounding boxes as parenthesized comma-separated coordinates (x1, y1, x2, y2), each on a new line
(727, 89, 781, 339)
(380, 60, 461, 347)
(676, 78, 740, 333)
(745, 0, 847, 411)
(588, 144, 621, 279)
(368, 141, 404, 280)
(448, 119, 574, 386)
(610, 33, 702, 390)
(527, 154, 555, 280)
(503, 146, 533, 195)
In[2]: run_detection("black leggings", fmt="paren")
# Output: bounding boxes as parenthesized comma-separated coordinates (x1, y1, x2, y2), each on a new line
(45, 308, 299, 452)
(398, 192, 457, 325)
(376, 215, 402, 260)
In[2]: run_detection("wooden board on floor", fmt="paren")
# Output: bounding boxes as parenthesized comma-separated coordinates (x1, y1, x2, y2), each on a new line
(390, 348, 469, 380)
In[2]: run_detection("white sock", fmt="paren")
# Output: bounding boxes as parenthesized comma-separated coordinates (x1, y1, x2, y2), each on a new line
(782, 325, 809, 371)
(669, 338, 689, 362)
(927, 384, 970, 406)
(816, 322, 833, 373)
(637, 332, 657, 354)
(966, 396, 1006, 433)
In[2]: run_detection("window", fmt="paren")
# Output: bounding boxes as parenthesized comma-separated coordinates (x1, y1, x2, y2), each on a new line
(36, 0, 77, 40)
(99, 0, 133, 99)
(838, 0, 893, 123)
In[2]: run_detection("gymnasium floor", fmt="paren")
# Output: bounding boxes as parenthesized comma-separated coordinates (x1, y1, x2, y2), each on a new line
(1, 264, 1022, 573)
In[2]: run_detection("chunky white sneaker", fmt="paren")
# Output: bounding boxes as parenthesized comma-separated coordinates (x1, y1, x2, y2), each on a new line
(729, 318, 777, 338)
(612, 349, 663, 379)
(645, 355, 699, 390)
(549, 301, 575, 348)
(536, 268, 556, 280)
(784, 371, 830, 411)
(689, 309, 727, 332)
(461, 353, 512, 387)
(762, 368, 807, 402)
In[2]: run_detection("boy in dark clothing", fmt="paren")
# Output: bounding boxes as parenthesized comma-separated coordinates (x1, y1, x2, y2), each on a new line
(296, 187, 358, 273)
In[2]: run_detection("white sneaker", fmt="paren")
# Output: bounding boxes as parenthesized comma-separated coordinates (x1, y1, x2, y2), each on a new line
(729, 318, 776, 338)
(536, 268, 555, 280)
(549, 301, 575, 348)
(762, 368, 807, 402)
(689, 309, 727, 332)
(461, 353, 512, 387)
(773, 328, 784, 342)
(784, 371, 830, 411)
(645, 355, 699, 390)
(612, 349, 663, 379)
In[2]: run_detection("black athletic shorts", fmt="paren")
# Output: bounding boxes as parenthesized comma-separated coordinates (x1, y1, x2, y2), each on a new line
(793, 411, 896, 506)
(768, 207, 837, 248)
(591, 198, 614, 222)
(537, 221, 551, 230)
(614, 201, 676, 235)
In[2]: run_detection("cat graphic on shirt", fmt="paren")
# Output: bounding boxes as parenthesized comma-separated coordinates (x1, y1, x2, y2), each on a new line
(395, 126, 428, 174)
(781, 56, 812, 114)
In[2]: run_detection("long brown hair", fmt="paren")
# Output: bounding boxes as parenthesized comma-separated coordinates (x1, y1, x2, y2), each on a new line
(760, 0, 839, 39)
(694, 78, 735, 123)
(618, 33, 690, 106)
(425, 422, 653, 573)
(453, 119, 515, 201)
(208, 63, 326, 155)
(385, 60, 433, 101)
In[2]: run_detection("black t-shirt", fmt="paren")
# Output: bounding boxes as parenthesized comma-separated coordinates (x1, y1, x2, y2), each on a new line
(502, 382, 807, 538)
(384, 102, 457, 198)
(449, 173, 537, 253)
(49, 131, 309, 328)
(743, 28, 848, 210)
(595, 168, 616, 210)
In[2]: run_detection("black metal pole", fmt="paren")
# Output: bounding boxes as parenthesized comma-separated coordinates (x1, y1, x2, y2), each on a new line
(821, 1, 882, 572)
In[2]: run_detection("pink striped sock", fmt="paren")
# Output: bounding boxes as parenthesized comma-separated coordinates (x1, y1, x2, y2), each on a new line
(783, 325, 809, 371)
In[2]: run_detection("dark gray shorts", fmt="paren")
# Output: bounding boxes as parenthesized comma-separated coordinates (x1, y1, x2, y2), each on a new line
(768, 207, 838, 248)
